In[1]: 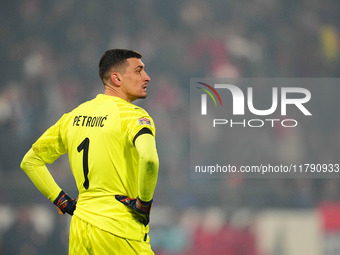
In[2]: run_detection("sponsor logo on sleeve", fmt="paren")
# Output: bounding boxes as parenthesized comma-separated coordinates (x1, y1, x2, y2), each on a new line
(138, 117, 152, 126)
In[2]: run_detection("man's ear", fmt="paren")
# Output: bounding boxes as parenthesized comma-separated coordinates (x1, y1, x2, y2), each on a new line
(110, 72, 122, 86)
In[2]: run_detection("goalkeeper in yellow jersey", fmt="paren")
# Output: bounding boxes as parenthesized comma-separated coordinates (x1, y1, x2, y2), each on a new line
(20, 49, 159, 255)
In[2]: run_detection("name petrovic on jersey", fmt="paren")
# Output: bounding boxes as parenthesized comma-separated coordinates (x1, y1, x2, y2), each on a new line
(73, 115, 108, 127)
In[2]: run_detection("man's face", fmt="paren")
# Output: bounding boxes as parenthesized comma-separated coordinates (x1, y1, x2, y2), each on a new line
(120, 58, 151, 102)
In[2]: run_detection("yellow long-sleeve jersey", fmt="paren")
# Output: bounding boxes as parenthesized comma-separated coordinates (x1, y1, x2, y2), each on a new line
(23, 94, 158, 241)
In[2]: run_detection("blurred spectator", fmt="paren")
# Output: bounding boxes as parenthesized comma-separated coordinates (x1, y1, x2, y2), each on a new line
(1, 207, 46, 255)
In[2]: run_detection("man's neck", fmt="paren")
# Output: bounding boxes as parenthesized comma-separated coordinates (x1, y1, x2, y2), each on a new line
(104, 86, 131, 103)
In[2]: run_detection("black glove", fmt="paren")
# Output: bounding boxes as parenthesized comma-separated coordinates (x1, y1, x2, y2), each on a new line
(53, 190, 77, 215)
(115, 195, 152, 226)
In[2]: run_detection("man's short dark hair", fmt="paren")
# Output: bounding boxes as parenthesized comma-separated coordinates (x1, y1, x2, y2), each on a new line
(99, 49, 142, 83)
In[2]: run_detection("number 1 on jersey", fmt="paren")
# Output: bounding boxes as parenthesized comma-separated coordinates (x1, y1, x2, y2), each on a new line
(77, 137, 90, 189)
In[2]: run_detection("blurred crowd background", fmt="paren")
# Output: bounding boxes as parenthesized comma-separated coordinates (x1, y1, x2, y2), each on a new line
(1, 0, 340, 254)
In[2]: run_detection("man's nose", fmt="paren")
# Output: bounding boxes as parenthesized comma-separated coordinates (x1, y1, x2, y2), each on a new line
(144, 72, 151, 82)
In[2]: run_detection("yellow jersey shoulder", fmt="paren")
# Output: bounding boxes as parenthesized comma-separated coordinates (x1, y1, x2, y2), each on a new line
(113, 97, 156, 144)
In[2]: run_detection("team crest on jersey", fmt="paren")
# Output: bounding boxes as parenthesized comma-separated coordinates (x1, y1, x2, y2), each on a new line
(138, 117, 152, 126)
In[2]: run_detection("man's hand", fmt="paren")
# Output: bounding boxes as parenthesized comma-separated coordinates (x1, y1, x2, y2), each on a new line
(115, 195, 152, 226)
(53, 190, 77, 215)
